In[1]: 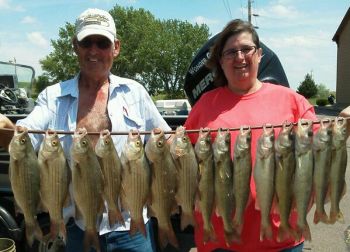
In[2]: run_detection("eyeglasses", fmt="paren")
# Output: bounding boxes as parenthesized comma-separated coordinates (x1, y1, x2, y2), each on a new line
(77, 37, 112, 50)
(221, 45, 257, 59)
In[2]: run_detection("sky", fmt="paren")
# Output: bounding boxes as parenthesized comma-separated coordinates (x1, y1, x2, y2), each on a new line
(0, 0, 349, 91)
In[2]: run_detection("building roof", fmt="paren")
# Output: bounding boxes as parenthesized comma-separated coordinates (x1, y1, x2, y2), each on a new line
(333, 7, 350, 43)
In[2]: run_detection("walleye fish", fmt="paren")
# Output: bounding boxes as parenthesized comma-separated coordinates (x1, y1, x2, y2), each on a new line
(213, 128, 235, 245)
(313, 119, 332, 224)
(274, 122, 296, 242)
(254, 124, 275, 241)
(120, 130, 151, 237)
(233, 126, 252, 239)
(294, 119, 313, 241)
(71, 128, 104, 252)
(9, 126, 43, 247)
(170, 126, 198, 231)
(329, 117, 347, 224)
(194, 128, 215, 243)
(145, 128, 178, 249)
(95, 129, 125, 228)
(38, 130, 70, 242)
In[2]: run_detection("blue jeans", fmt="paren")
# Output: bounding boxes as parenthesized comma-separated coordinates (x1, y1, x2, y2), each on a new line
(280, 242, 304, 252)
(66, 218, 156, 252)
(212, 242, 304, 252)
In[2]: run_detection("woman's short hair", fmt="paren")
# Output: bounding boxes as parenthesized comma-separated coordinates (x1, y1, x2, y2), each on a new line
(206, 19, 260, 87)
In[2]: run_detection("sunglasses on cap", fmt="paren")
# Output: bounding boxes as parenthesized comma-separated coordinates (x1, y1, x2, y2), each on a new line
(77, 37, 112, 50)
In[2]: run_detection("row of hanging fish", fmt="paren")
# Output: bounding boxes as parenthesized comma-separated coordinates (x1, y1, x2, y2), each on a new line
(7, 116, 348, 251)
(172, 117, 348, 246)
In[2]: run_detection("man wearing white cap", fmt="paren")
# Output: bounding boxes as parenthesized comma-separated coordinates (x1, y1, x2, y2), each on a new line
(0, 7, 170, 252)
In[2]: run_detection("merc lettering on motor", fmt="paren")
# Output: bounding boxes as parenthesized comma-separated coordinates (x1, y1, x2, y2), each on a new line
(192, 72, 214, 99)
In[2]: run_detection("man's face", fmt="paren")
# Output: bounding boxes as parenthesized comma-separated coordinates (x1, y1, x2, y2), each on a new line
(74, 35, 120, 78)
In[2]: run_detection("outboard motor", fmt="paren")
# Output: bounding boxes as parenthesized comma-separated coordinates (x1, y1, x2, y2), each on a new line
(184, 33, 289, 106)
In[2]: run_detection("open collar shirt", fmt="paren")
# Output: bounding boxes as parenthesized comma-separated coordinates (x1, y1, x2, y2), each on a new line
(17, 72, 170, 156)
(16, 72, 171, 234)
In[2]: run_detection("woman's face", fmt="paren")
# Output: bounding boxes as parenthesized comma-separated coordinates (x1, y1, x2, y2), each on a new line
(220, 31, 262, 92)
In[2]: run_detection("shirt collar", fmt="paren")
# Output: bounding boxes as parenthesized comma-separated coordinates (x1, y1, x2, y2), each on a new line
(57, 74, 79, 98)
(57, 72, 124, 98)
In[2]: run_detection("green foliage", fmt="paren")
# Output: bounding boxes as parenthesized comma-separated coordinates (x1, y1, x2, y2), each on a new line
(316, 98, 328, 106)
(39, 6, 210, 97)
(40, 23, 78, 83)
(297, 73, 318, 98)
(316, 83, 330, 99)
(34, 75, 51, 95)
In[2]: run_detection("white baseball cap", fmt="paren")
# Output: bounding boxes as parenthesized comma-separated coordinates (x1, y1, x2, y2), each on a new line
(75, 8, 116, 43)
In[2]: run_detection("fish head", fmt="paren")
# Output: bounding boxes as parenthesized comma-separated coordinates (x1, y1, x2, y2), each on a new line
(257, 125, 274, 157)
(332, 117, 347, 147)
(276, 122, 294, 150)
(296, 119, 313, 145)
(315, 119, 332, 145)
(71, 128, 93, 157)
(151, 128, 165, 149)
(145, 128, 166, 160)
(171, 126, 191, 157)
(214, 128, 231, 154)
(237, 126, 251, 149)
(195, 128, 212, 156)
(44, 130, 60, 150)
(9, 126, 31, 160)
(124, 130, 143, 160)
(95, 129, 113, 157)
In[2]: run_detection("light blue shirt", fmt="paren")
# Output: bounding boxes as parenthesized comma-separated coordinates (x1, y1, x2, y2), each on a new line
(17, 73, 171, 234)
(17, 73, 171, 156)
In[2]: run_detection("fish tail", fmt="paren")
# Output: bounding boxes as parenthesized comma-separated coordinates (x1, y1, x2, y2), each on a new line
(180, 211, 195, 231)
(203, 223, 217, 243)
(313, 210, 329, 224)
(277, 224, 296, 242)
(83, 229, 100, 252)
(108, 208, 125, 227)
(260, 223, 273, 241)
(297, 222, 312, 241)
(329, 209, 345, 224)
(49, 220, 58, 240)
(59, 220, 67, 243)
(130, 218, 147, 237)
(224, 230, 240, 246)
(25, 220, 43, 247)
(158, 225, 179, 250)
(232, 217, 243, 237)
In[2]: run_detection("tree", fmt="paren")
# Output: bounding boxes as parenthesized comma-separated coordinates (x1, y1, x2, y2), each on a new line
(40, 23, 78, 83)
(34, 74, 51, 95)
(316, 83, 330, 98)
(39, 6, 210, 98)
(297, 73, 318, 98)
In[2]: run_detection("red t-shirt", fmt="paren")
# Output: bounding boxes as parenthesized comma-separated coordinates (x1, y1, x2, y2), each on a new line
(184, 83, 318, 252)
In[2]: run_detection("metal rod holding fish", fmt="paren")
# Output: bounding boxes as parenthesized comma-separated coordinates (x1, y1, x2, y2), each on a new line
(0, 117, 349, 135)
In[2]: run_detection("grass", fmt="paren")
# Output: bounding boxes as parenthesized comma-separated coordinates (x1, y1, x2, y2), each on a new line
(308, 97, 317, 105)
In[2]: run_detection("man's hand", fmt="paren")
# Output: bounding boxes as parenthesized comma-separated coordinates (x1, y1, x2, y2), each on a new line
(339, 106, 350, 137)
(0, 113, 15, 149)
